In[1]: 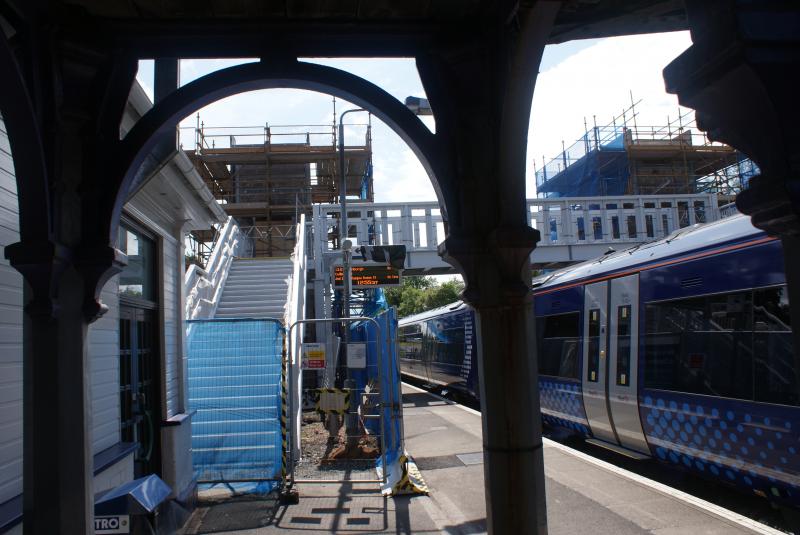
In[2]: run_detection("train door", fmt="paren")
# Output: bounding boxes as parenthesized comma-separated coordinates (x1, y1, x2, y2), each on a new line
(581, 281, 616, 443)
(607, 274, 649, 454)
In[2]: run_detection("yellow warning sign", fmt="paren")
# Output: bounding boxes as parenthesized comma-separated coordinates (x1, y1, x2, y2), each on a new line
(302, 343, 326, 369)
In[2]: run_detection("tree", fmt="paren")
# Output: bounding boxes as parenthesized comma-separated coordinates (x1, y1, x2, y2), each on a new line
(421, 280, 463, 311)
(385, 276, 464, 318)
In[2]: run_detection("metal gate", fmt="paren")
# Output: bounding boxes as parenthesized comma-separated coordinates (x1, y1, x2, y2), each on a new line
(287, 317, 395, 485)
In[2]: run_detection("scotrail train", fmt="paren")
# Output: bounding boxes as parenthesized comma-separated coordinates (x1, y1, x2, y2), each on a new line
(398, 213, 798, 506)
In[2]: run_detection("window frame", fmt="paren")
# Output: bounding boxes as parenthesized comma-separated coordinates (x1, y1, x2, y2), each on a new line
(536, 311, 581, 380)
(642, 283, 795, 406)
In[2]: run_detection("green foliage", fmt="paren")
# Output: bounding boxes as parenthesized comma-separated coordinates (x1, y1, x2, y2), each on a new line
(385, 276, 464, 318)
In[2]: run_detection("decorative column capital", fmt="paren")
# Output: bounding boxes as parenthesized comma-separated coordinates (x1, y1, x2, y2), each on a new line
(4, 240, 127, 322)
(440, 225, 540, 308)
(663, 1, 800, 237)
(75, 244, 127, 322)
(4, 240, 72, 319)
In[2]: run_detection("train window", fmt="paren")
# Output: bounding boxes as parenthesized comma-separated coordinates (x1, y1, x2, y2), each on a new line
(536, 312, 580, 379)
(398, 324, 423, 361)
(753, 286, 797, 405)
(587, 308, 601, 382)
(433, 322, 466, 366)
(645, 215, 654, 238)
(644, 290, 756, 401)
(616, 305, 632, 386)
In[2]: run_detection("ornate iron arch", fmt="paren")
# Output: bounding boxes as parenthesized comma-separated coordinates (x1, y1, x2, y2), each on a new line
(0, 33, 51, 245)
(108, 59, 450, 246)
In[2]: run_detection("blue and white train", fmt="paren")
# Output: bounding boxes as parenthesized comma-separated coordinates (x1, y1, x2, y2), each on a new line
(398, 213, 798, 506)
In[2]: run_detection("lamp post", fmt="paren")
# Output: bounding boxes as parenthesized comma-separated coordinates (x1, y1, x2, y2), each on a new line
(335, 100, 429, 449)
(338, 108, 368, 450)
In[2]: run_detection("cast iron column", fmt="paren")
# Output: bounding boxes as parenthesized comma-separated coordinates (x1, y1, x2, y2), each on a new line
(417, 2, 559, 532)
(2, 19, 133, 532)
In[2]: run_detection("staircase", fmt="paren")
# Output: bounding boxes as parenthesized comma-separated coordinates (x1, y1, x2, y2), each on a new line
(214, 258, 293, 319)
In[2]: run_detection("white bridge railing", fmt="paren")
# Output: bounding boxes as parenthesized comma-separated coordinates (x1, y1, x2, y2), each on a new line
(311, 194, 720, 267)
(184, 217, 245, 320)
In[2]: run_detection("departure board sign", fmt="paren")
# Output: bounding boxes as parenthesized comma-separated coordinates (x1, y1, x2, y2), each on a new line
(333, 264, 401, 288)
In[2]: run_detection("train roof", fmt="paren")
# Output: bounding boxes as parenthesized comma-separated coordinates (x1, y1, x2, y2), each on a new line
(397, 215, 765, 323)
(531, 213, 765, 292)
(398, 300, 468, 326)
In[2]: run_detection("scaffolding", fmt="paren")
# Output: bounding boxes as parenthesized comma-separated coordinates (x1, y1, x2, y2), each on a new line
(186, 102, 373, 258)
(534, 100, 754, 203)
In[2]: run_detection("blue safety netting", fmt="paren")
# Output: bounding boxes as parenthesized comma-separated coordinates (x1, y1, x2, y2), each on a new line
(361, 288, 389, 318)
(537, 142, 630, 197)
(187, 319, 284, 491)
(360, 160, 373, 200)
(349, 308, 403, 472)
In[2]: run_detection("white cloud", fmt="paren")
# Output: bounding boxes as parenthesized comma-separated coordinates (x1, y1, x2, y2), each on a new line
(373, 138, 435, 203)
(527, 31, 693, 196)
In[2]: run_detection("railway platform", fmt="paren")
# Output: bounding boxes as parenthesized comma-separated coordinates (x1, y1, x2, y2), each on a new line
(182, 384, 787, 535)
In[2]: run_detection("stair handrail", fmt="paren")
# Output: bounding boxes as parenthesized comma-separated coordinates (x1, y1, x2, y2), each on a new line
(286, 212, 307, 330)
(285, 213, 307, 462)
(185, 216, 243, 319)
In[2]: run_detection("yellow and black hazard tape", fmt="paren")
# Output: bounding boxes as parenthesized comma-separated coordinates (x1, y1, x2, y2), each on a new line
(315, 388, 351, 415)
(280, 332, 289, 480)
(393, 454, 429, 495)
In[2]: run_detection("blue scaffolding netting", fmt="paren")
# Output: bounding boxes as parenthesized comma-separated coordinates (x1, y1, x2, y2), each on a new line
(349, 307, 404, 478)
(536, 129, 630, 197)
(187, 319, 285, 489)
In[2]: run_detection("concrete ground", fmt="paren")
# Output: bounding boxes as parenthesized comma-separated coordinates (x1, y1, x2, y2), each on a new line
(184, 384, 786, 535)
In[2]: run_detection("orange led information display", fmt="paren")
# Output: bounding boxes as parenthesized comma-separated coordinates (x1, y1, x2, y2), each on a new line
(333, 264, 401, 288)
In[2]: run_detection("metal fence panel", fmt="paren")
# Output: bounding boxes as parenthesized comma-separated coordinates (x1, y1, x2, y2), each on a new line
(187, 319, 284, 486)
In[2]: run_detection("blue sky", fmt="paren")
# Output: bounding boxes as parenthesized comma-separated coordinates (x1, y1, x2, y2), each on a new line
(136, 31, 692, 203)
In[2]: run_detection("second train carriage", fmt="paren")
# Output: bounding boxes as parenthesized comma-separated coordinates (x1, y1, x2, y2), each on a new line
(397, 213, 799, 506)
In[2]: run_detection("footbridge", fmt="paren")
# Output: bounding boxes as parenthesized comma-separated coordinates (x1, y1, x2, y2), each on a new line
(311, 193, 722, 275)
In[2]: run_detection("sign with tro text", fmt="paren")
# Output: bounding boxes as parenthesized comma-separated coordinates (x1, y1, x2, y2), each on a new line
(95, 515, 130, 534)
(333, 264, 401, 289)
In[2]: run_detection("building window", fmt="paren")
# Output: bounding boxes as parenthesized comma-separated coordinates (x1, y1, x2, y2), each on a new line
(536, 312, 580, 379)
(118, 224, 156, 301)
(611, 216, 620, 239)
(592, 217, 603, 240)
(576, 217, 586, 241)
(118, 220, 161, 477)
(626, 216, 637, 239)
(643, 285, 796, 405)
